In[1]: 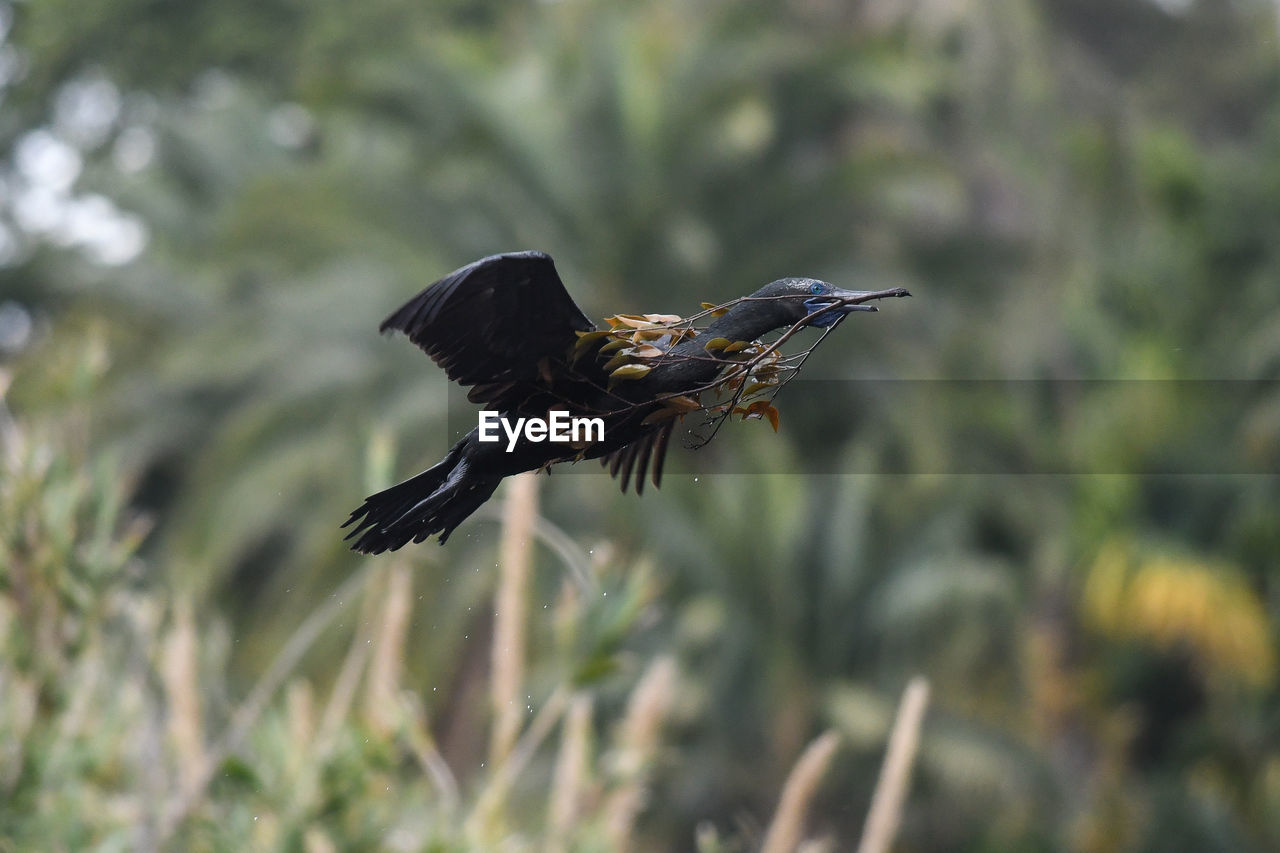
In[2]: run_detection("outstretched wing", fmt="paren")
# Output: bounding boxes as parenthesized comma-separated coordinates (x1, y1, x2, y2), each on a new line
(381, 251, 595, 408)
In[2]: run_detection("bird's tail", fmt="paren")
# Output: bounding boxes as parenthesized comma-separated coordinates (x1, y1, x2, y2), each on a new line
(342, 443, 500, 552)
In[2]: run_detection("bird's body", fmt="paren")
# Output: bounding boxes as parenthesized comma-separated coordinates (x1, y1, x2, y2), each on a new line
(344, 251, 908, 552)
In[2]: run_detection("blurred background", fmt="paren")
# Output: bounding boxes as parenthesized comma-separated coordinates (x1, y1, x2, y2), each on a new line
(2, 0, 1279, 850)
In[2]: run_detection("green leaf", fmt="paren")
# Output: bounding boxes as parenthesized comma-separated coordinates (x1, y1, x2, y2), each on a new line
(703, 337, 731, 352)
(572, 330, 611, 360)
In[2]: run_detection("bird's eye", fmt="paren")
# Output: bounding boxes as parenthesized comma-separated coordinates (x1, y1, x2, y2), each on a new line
(809, 282, 826, 294)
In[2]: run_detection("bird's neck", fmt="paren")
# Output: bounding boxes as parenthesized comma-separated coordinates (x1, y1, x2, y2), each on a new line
(704, 301, 784, 343)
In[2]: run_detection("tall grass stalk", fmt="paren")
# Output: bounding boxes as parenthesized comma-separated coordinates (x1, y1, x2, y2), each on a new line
(546, 691, 594, 852)
(605, 655, 678, 850)
(856, 677, 930, 853)
(761, 730, 841, 853)
(160, 595, 205, 795)
(492, 472, 538, 766)
(364, 561, 413, 734)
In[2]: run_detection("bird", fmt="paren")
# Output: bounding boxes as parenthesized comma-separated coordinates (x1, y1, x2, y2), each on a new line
(343, 251, 909, 552)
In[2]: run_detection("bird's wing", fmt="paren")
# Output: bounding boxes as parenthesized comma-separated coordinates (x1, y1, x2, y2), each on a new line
(601, 419, 675, 495)
(380, 252, 595, 408)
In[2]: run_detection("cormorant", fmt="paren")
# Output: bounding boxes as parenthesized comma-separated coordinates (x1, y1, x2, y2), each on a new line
(344, 251, 908, 552)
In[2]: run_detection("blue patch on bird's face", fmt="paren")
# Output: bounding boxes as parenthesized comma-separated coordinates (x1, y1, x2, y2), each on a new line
(804, 297, 843, 327)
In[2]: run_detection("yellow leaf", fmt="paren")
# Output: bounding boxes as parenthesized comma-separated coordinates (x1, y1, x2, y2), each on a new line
(598, 338, 632, 355)
(643, 313, 682, 324)
(614, 314, 656, 329)
(603, 351, 636, 372)
(703, 337, 731, 352)
(743, 381, 773, 396)
(632, 344, 665, 358)
(723, 340, 750, 353)
(608, 363, 652, 388)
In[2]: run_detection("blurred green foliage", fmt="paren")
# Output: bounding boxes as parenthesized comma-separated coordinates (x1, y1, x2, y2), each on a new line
(2, 0, 1279, 849)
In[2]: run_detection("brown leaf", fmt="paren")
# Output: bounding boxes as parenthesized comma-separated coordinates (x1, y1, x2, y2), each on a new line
(632, 329, 669, 343)
(659, 394, 702, 412)
(614, 314, 657, 329)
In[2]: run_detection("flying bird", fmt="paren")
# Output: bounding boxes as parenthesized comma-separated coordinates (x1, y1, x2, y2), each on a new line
(344, 251, 908, 552)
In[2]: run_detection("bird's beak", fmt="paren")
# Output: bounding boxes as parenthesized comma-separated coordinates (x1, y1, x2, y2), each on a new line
(804, 286, 911, 326)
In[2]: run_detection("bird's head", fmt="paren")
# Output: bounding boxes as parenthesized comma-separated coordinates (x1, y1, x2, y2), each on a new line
(746, 278, 912, 330)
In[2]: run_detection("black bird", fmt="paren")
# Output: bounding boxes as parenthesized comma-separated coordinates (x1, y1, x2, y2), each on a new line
(344, 251, 908, 552)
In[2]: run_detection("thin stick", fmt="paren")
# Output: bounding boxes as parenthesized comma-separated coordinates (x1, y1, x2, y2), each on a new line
(467, 687, 571, 840)
(856, 677, 930, 853)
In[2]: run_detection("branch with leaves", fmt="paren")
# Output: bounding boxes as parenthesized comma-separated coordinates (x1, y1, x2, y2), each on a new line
(565, 289, 908, 448)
